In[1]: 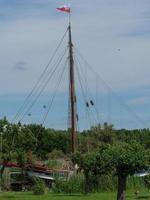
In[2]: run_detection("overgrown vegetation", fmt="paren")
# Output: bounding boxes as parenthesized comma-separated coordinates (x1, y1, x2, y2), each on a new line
(0, 117, 150, 200)
(53, 175, 84, 194)
(32, 177, 46, 195)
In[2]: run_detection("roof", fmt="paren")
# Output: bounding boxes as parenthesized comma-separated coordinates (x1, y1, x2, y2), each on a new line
(27, 171, 55, 181)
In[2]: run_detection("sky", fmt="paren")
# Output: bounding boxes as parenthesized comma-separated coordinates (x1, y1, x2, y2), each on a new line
(0, 0, 150, 130)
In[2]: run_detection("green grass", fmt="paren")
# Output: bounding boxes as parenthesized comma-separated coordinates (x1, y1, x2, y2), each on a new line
(0, 191, 150, 200)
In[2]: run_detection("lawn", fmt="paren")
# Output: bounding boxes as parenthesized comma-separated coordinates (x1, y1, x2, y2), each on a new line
(0, 191, 150, 200)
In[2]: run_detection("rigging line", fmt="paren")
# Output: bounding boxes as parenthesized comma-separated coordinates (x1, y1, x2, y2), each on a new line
(32, 61, 67, 144)
(75, 51, 100, 122)
(14, 48, 68, 123)
(75, 55, 99, 125)
(12, 27, 68, 123)
(75, 53, 101, 124)
(41, 59, 68, 126)
(19, 48, 68, 122)
(95, 74, 101, 123)
(74, 47, 147, 128)
(74, 57, 93, 128)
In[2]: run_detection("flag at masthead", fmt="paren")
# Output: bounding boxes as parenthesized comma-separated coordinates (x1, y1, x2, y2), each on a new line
(57, 5, 71, 13)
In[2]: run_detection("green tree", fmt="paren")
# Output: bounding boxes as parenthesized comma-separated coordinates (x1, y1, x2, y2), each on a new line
(109, 142, 150, 200)
(72, 151, 95, 193)
(16, 149, 27, 175)
(79, 123, 115, 153)
(72, 145, 112, 194)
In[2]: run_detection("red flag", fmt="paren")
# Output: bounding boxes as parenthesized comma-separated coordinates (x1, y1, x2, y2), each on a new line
(57, 5, 71, 13)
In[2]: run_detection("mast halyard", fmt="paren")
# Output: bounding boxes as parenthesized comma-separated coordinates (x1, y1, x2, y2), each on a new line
(68, 24, 76, 153)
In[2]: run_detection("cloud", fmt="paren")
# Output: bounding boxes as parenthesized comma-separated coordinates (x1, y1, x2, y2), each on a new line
(13, 61, 29, 71)
(0, 0, 149, 93)
(1, 0, 150, 128)
(128, 96, 150, 105)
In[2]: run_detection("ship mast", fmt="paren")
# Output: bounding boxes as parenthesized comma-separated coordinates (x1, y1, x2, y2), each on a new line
(68, 24, 76, 153)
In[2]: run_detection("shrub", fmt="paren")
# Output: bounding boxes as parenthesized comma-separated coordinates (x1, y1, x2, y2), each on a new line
(126, 176, 146, 191)
(90, 174, 117, 192)
(32, 177, 46, 195)
(47, 150, 66, 159)
(143, 175, 150, 190)
(53, 174, 84, 194)
(53, 173, 117, 194)
(45, 159, 62, 169)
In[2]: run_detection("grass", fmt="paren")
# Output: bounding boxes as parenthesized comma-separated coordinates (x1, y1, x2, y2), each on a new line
(0, 190, 150, 200)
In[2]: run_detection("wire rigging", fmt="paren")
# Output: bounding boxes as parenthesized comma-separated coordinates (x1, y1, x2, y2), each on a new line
(41, 59, 68, 126)
(74, 47, 147, 128)
(12, 27, 68, 123)
(19, 47, 68, 122)
(74, 57, 93, 128)
(75, 53, 101, 124)
(11, 29, 69, 149)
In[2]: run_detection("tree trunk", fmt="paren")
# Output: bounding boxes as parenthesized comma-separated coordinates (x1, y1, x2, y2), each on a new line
(0, 158, 10, 190)
(117, 174, 127, 200)
(0, 165, 5, 177)
(0, 164, 6, 191)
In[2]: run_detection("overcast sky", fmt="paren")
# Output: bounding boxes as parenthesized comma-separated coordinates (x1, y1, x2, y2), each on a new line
(0, 0, 150, 129)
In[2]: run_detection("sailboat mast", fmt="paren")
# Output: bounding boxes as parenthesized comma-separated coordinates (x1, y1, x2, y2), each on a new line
(68, 24, 76, 153)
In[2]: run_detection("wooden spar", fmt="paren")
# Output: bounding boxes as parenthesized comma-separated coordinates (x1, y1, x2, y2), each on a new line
(68, 24, 76, 153)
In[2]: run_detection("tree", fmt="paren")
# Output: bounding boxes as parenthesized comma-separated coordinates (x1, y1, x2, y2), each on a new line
(0, 121, 12, 191)
(79, 123, 115, 153)
(72, 145, 112, 194)
(109, 142, 150, 200)
(16, 149, 27, 175)
(72, 151, 96, 193)
(90, 123, 115, 144)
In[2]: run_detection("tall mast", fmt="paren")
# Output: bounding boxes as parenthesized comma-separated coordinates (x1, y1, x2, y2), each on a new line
(68, 24, 76, 153)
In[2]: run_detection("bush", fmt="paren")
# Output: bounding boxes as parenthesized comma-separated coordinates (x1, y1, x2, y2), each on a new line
(53, 173, 117, 194)
(32, 177, 46, 195)
(45, 159, 61, 169)
(144, 175, 150, 189)
(127, 176, 145, 190)
(90, 174, 117, 192)
(53, 174, 84, 194)
(47, 150, 66, 159)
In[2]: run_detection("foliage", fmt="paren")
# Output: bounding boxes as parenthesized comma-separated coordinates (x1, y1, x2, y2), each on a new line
(47, 150, 66, 159)
(45, 159, 62, 169)
(143, 174, 150, 189)
(108, 142, 150, 200)
(71, 146, 113, 193)
(32, 177, 46, 195)
(53, 175, 84, 194)
(109, 142, 150, 177)
(16, 150, 27, 172)
(79, 123, 115, 153)
(91, 174, 117, 192)
(1, 117, 150, 197)
(127, 176, 146, 191)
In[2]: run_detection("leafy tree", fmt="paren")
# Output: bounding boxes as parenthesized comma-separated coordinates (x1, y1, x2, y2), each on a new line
(72, 145, 112, 193)
(16, 149, 27, 175)
(72, 151, 95, 193)
(109, 143, 150, 200)
(79, 123, 115, 153)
